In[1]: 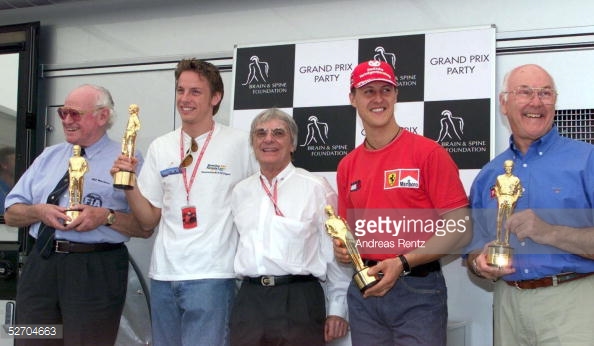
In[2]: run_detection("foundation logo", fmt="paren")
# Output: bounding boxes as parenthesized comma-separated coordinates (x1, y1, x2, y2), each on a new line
(437, 109, 464, 142)
(384, 169, 420, 189)
(358, 34, 425, 101)
(423, 99, 490, 170)
(292, 105, 355, 172)
(373, 46, 396, 69)
(300, 115, 329, 147)
(242, 55, 269, 86)
(233, 45, 295, 109)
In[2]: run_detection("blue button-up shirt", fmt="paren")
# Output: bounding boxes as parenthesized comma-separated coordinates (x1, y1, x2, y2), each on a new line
(5, 134, 143, 243)
(466, 126, 594, 281)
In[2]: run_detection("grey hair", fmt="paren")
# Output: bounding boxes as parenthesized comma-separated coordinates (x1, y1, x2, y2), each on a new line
(250, 108, 298, 150)
(78, 84, 116, 129)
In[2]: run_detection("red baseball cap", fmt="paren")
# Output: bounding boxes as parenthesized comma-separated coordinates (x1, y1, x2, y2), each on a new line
(350, 60, 397, 89)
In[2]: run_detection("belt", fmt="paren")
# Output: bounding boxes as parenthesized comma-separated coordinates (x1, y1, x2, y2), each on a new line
(54, 240, 124, 254)
(506, 272, 594, 290)
(363, 259, 441, 277)
(244, 274, 317, 287)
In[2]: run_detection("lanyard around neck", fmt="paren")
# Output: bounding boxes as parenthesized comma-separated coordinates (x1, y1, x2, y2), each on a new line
(259, 176, 284, 217)
(180, 124, 214, 204)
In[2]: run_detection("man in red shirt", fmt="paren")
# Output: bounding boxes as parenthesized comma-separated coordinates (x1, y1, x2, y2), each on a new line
(334, 60, 471, 346)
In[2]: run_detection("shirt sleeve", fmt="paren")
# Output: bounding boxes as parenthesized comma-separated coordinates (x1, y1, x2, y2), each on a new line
(319, 178, 352, 318)
(5, 148, 51, 209)
(463, 170, 495, 255)
(137, 141, 164, 208)
(422, 146, 469, 212)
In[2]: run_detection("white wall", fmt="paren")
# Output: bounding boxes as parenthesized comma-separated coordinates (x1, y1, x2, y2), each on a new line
(3, 1, 594, 345)
(2, 0, 594, 67)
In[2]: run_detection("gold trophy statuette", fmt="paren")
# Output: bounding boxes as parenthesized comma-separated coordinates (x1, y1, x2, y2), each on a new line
(114, 104, 141, 190)
(324, 205, 379, 293)
(65, 145, 88, 225)
(487, 160, 522, 268)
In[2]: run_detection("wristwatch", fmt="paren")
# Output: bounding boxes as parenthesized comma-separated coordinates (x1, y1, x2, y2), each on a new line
(105, 209, 116, 226)
(471, 257, 485, 278)
(398, 255, 411, 276)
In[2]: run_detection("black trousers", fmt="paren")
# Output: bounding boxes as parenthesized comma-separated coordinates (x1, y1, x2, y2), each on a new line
(15, 245, 129, 346)
(230, 279, 326, 346)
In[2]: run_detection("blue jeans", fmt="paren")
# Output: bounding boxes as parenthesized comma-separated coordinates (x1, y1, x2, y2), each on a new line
(150, 278, 235, 346)
(348, 271, 447, 346)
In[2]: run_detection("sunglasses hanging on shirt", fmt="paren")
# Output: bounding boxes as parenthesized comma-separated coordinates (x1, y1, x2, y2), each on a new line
(180, 138, 198, 168)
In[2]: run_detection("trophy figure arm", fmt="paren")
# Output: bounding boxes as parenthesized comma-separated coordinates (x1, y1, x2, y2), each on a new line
(496, 208, 503, 244)
(503, 207, 513, 244)
(124, 136, 136, 157)
(513, 181, 523, 200)
(68, 186, 75, 205)
(69, 178, 82, 206)
(77, 183, 83, 204)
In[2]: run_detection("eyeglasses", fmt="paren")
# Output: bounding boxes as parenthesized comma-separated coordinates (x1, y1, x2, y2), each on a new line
(180, 138, 198, 168)
(253, 128, 288, 139)
(57, 106, 103, 121)
(502, 86, 557, 105)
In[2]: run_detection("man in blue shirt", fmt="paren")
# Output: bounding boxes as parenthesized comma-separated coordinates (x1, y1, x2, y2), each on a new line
(4, 84, 151, 346)
(465, 64, 594, 345)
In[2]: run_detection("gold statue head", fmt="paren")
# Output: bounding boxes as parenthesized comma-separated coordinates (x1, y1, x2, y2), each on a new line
(324, 205, 350, 239)
(128, 104, 139, 115)
(73, 145, 81, 156)
(503, 159, 514, 174)
(325, 205, 335, 218)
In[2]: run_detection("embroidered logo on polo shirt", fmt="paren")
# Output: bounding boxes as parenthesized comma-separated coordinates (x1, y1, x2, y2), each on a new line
(384, 169, 420, 189)
(202, 163, 230, 176)
(83, 193, 103, 207)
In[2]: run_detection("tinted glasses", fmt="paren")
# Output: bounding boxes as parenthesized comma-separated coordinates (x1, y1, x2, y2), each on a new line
(253, 128, 288, 140)
(57, 106, 103, 121)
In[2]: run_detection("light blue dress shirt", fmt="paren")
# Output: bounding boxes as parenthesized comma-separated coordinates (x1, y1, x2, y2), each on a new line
(5, 134, 143, 243)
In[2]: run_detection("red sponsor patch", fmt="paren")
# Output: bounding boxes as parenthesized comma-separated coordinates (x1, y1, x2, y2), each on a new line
(384, 169, 420, 189)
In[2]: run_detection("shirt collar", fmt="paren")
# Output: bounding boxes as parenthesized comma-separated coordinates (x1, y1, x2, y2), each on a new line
(258, 162, 295, 187)
(71, 133, 110, 159)
(508, 125, 560, 158)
